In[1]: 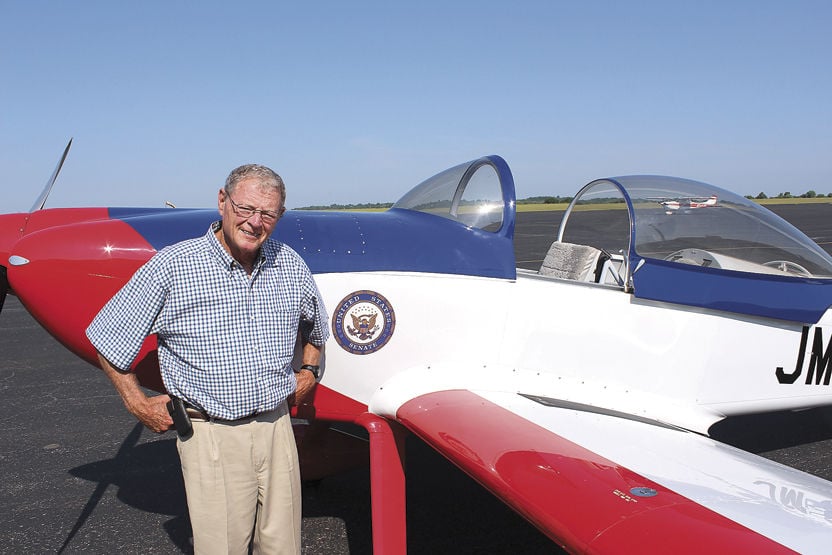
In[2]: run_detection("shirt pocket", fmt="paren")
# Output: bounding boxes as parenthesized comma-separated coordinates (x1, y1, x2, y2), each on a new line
(261, 301, 299, 360)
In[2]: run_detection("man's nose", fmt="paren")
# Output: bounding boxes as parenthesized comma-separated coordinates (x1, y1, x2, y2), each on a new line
(248, 211, 264, 226)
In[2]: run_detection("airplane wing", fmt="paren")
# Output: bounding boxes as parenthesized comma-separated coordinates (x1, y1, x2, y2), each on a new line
(373, 372, 832, 553)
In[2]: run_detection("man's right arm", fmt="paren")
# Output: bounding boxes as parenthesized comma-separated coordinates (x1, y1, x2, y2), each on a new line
(97, 353, 172, 433)
(86, 253, 173, 432)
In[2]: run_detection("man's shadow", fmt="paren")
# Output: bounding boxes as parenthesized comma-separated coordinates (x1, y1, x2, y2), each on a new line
(60, 423, 192, 553)
(58, 422, 374, 554)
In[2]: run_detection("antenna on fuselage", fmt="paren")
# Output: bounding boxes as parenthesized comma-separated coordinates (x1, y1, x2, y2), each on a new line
(30, 138, 73, 212)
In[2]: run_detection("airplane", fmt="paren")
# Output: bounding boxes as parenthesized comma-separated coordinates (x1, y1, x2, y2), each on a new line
(3, 142, 832, 553)
(650, 194, 718, 214)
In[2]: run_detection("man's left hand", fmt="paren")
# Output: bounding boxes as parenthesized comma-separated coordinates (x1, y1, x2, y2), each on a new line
(290, 369, 317, 406)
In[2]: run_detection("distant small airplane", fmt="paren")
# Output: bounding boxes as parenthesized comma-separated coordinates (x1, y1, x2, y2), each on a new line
(652, 194, 718, 214)
(3, 142, 832, 553)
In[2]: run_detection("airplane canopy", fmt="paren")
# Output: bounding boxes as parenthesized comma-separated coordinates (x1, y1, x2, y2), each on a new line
(559, 176, 832, 323)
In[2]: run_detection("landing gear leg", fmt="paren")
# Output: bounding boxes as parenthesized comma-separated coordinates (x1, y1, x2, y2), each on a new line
(356, 413, 408, 554)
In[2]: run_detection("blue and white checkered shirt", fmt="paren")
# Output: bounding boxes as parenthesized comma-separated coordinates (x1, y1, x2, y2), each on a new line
(86, 221, 329, 420)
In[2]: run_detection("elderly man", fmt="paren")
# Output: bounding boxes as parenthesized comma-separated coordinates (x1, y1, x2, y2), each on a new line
(87, 164, 328, 554)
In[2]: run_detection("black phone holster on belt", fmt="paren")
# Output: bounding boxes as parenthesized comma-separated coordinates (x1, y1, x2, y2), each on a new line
(166, 397, 193, 440)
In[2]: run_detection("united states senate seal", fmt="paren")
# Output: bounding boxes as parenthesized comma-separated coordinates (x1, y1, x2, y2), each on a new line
(332, 290, 396, 355)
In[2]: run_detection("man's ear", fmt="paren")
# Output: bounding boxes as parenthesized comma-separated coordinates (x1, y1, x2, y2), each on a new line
(217, 188, 226, 214)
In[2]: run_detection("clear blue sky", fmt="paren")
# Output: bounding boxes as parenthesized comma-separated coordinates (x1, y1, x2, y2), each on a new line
(2, 1, 830, 211)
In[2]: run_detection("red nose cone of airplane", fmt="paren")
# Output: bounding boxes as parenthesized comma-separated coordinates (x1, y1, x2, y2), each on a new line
(3, 208, 112, 307)
(4, 209, 165, 389)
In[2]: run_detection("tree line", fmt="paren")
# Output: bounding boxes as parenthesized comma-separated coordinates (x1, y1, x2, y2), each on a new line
(747, 190, 832, 200)
(297, 190, 830, 210)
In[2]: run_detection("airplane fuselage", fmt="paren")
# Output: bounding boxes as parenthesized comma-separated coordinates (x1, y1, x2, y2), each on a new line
(4, 207, 831, 434)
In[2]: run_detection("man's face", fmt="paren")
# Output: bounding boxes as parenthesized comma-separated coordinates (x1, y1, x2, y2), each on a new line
(217, 178, 283, 265)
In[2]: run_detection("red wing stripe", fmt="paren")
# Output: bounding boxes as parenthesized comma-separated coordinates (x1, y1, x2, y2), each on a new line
(397, 390, 793, 554)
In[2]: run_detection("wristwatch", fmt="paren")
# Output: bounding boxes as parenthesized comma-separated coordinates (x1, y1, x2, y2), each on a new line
(298, 364, 320, 380)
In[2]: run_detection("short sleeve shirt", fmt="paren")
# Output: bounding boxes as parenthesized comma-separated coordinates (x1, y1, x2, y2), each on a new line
(86, 221, 329, 420)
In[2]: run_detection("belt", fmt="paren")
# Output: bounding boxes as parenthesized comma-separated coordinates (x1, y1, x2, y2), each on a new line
(185, 406, 210, 421)
(183, 401, 275, 423)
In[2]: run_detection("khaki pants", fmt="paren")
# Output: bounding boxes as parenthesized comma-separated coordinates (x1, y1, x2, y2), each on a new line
(176, 402, 301, 554)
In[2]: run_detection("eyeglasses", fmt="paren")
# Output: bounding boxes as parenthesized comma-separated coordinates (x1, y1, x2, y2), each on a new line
(226, 194, 282, 224)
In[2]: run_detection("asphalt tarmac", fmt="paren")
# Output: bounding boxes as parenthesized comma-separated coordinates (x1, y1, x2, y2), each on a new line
(2, 204, 831, 554)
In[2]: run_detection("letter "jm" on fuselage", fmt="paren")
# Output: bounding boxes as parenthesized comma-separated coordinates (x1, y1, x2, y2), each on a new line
(776, 327, 832, 385)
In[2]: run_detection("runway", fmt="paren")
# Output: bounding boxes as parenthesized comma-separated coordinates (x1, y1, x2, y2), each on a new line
(2, 203, 831, 553)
